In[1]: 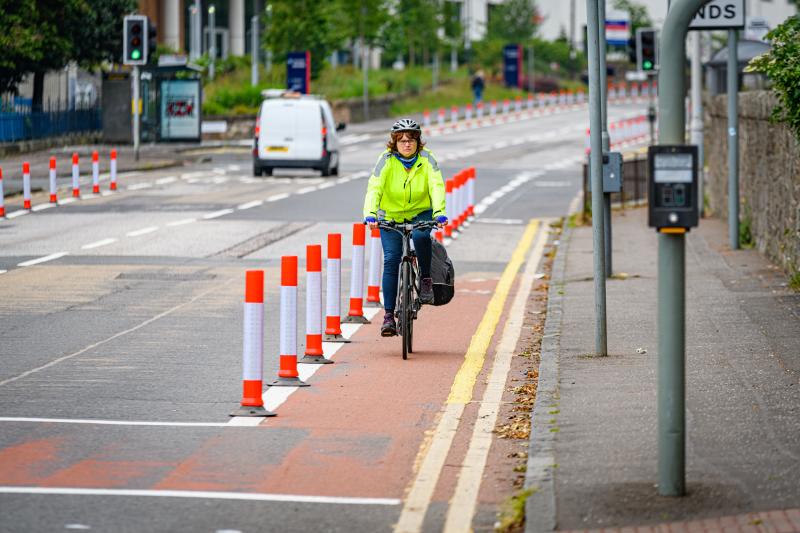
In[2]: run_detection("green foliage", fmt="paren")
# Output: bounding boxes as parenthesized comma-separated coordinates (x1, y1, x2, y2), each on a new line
(613, 0, 653, 34)
(486, 0, 539, 43)
(739, 205, 755, 249)
(746, 15, 800, 144)
(0, 0, 136, 95)
(380, 0, 443, 67)
(495, 489, 534, 532)
(789, 269, 800, 292)
(261, 0, 342, 79)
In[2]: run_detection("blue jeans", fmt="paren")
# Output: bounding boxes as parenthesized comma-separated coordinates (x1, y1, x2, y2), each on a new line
(380, 210, 433, 313)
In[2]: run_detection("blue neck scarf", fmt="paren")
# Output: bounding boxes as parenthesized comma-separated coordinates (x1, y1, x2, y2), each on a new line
(394, 152, 418, 169)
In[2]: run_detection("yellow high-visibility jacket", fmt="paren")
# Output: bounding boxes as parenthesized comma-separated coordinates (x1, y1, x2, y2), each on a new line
(362, 149, 446, 222)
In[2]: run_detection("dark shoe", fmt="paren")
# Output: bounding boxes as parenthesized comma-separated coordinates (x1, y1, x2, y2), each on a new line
(420, 277, 434, 305)
(381, 312, 397, 337)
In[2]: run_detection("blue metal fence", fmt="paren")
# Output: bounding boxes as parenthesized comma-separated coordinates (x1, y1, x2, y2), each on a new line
(0, 105, 102, 143)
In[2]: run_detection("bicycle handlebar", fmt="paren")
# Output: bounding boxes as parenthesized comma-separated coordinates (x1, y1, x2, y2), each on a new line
(376, 220, 440, 234)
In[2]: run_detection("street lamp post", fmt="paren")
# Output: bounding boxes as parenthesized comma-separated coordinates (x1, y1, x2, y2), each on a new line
(208, 4, 216, 81)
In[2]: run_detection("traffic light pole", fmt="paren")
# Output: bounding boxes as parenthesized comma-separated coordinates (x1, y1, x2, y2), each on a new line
(132, 65, 140, 162)
(656, 0, 710, 497)
(586, 0, 608, 357)
(598, 0, 613, 279)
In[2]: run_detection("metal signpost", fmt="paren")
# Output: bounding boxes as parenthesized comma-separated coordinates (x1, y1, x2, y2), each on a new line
(656, 0, 715, 497)
(599, 0, 612, 278)
(585, 0, 608, 356)
(208, 5, 216, 81)
(690, 0, 745, 248)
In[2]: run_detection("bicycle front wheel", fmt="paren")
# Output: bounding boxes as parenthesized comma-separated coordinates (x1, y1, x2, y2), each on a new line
(403, 261, 414, 356)
(399, 261, 410, 360)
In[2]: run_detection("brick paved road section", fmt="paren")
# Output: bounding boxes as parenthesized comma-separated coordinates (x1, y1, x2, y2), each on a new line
(564, 507, 800, 532)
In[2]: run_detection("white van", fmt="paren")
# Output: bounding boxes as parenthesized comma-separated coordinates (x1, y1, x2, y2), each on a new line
(252, 91, 345, 176)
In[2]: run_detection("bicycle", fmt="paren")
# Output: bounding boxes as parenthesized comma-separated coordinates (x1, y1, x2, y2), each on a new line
(376, 220, 440, 360)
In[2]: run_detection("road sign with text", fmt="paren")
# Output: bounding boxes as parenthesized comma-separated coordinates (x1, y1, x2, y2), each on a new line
(689, 0, 745, 30)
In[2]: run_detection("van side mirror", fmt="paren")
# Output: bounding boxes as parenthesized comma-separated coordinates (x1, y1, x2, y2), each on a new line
(336, 122, 346, 132)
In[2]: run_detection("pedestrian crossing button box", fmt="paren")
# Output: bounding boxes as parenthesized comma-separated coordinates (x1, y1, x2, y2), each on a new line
(588, 152, 623, 193)
(648, 145, 698, 230)
(602, 152, 623, 193)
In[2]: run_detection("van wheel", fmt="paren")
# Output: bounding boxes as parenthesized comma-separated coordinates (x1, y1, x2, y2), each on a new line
(331, 165, 339, 176)
(264, 167, 273, 176)
(253, 164, 262, 177)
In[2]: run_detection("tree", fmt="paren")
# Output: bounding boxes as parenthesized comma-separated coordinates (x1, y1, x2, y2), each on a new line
(262, 0, 343, 79)
(0, 0, 136, 109)
(379, 0, 442, 67)
(613, 0, 652, 34)
(486, 0, 538, 44)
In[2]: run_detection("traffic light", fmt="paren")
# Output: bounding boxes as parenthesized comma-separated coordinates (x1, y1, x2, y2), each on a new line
(123, 15, 148, 65)
(636, 28, 658, 72)
(147, 18, 158, 62)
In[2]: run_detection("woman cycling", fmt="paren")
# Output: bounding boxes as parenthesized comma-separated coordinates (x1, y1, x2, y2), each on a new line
(363, 119, 448, 337)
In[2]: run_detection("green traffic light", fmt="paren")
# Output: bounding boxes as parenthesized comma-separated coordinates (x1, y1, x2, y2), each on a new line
(131, 49, 141, 60)
(643, 60, 653, 70)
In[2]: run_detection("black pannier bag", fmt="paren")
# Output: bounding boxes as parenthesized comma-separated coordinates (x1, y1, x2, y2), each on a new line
(430, 239, 455, 305)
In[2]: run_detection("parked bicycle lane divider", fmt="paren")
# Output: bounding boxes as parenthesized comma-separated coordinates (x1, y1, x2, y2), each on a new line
(71, 153, 80, 198)
(394, 219, 541, 533)
(110, 149, 118, 191)
(49, 158, 58, 203)
(324, 233, 350, 343)
(22, 162, 31, 210)
(0, 167, 5, 217)
(230, 270, 276, 418)
(344, 223, 370, 324)
(300, 244, 333, 365)
(91, 151, 100, 194)
(366, 227, 383, 308)
(270, 256, 309, 387)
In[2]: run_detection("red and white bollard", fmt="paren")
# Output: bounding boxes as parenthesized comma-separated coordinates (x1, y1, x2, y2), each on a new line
(476, 102, 484, 124)
(490, 100, 497, 122)
(230, 270, 276, 417)
(366, 227, 382, 307)
(344, 223, 370, 324)
(91, 150, 100, 194)
(502, 99, 510, 119)
(465, 103, 473, 122)
(0, 167, 5, 217)
(423, 109, 431, 129)
(22, 162, 31, 210)
(49, 157, 58, 203)
(271, 256, 309, 387)
(109, 149, 118, 191)
(515, 95, 522, 114)
(451, 176, 461, 233)
(451, 105, 458, 124)
(437, 107, 445, 126)
(445, 179, 454, 238)
(300, 244, 333, 364)
(585, 128, 591, 156)
(71, 153, 80, 198)
(458, 171, 468, 226)
(324, 233, 349, 342)
(467, 167, 476, 218)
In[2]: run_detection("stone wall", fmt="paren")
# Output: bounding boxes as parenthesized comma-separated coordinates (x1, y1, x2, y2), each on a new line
(705, 90, 800, 273)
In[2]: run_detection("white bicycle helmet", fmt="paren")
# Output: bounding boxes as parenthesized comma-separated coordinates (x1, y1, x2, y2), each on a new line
(391, 118, 421, 133)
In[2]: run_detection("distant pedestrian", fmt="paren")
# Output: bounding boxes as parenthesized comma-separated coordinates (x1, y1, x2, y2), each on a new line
(471, 70, 485, 105)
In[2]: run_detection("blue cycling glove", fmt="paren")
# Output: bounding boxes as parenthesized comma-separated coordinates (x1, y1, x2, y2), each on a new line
(436, 215, 448, 225)
(364, 216, 377, 224)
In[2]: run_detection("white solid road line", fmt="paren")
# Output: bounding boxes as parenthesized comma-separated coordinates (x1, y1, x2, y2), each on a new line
(126, 226, 159, 237)
(31, 204, 55, 212)
(237, 200, 263, 210)
(0, 417, 230, 427)
(127, 183, 153, 191)
(230, 306, 382, 424)
(155, 176, 178, 185)
(59, 198, 77, 205)
(81, 238, 118, 250)
(6, 210, 29, 219)
(203, 209, 235, 219)
(166, 218, 197, 227)
(17, 252, 68, 268)
(295, 186, 317, 195)
(443, 221, 550, 532)
(0, 487, 401, 506)
(267, 193, 290, 202)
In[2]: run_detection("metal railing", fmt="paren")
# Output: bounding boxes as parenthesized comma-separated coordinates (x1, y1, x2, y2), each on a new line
(582, 153, 648, 216)
(0, 100, 101, 143)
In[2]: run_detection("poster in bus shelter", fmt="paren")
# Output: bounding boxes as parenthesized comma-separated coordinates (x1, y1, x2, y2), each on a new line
(287, 51, 311, 94)
(503, 44, 522, 88)
(159, 79, 201, 141)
